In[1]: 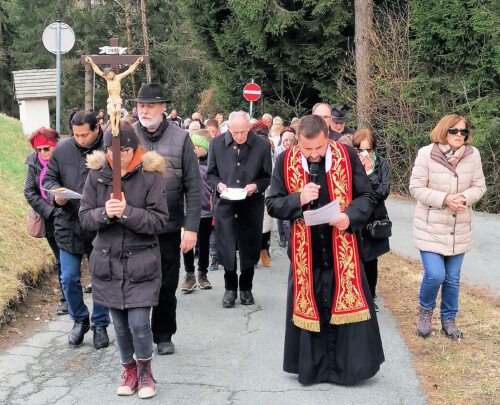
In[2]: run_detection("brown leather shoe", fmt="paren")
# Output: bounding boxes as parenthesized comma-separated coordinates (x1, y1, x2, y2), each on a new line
(260, 250, 271, 267)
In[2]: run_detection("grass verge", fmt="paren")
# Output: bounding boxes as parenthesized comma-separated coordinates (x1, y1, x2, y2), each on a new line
(0, 114, 53, 324)
(379, 253, 499, 405)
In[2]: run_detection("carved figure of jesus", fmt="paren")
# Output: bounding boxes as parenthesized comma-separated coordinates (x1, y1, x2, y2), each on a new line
(85, 56, 143, 136)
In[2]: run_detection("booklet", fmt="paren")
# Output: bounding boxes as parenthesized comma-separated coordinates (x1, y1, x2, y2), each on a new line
(43, 187, 83, 200)
(303, 199, 341, 226)
(220, 188, 248, 201)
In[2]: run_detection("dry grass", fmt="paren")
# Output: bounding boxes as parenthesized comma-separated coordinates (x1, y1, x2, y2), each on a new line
(0, 114, 53, 324)
(379, 253, 499, 405)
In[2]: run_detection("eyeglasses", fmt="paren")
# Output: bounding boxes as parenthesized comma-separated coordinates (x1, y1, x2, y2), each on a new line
(448, 128, 469, 136)
(105, 147, 133, 153)
(35, 147, 52, 152)
(355, 148, 372, 153)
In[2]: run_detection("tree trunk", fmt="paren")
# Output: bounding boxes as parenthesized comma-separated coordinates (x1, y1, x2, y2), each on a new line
(83, 0, 93, 110)
(354, 0, 373, 129)
(140, 0, 151, 82)
(124, 0, 136, 95)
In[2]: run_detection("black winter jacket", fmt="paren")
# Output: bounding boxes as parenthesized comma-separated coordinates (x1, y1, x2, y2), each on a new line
(24, 152, 56, 220)
(43, 131, 103, 254)
(360, 155, 391, 262)
(79, 150, 169, 309)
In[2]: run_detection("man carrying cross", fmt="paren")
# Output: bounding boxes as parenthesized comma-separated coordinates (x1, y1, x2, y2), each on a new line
(86, 55, 143, 136)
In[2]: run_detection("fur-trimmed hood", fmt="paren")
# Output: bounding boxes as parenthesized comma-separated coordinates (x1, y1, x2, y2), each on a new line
(86, 149, 167, 177)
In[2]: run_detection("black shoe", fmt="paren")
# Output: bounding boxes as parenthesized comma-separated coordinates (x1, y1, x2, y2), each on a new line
(56, 300, 68, 315)
(83, 283, 92, 293)
(157, 339, 175, 355)
(240, 290, 255, 305)
(222, 290, 237, 308)
(93, 326, 109, 349)
(69, 318, 90, 346)
(374, 303, 379, 312)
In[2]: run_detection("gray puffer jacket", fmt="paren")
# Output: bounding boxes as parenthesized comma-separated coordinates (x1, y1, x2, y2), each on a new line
(133, 118, 201, 233)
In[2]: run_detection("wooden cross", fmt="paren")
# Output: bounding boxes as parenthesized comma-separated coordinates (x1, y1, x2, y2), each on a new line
(80, 37, 149, 73)
(81, 37, 149, 198)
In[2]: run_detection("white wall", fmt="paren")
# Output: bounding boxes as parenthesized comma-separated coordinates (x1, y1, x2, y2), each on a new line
(18, 99, 51, 135)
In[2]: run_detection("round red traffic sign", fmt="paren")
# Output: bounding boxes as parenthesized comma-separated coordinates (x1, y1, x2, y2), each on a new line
(243, 83, 262, 102)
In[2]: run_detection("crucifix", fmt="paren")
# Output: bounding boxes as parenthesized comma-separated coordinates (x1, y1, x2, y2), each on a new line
(81, 37, 149, 198)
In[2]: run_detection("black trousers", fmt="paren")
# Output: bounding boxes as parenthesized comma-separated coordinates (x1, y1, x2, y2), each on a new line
(46, 233, 65, 302)
(261, 231, 271, 251)
(151, 231, 181, 344)
(224, 266, 255, 291)
(183, 217, 212, 274)
(364, 258, 378, 298)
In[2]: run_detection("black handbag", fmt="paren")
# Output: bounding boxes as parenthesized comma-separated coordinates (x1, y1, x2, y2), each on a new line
(366, 217, 392, 239)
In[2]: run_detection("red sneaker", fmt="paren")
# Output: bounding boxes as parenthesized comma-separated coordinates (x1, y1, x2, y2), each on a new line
(137, 358, 157, 399)
(116, 361, 137, 396)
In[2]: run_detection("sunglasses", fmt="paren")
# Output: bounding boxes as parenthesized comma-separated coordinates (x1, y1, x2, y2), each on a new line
(35, 147, 52, 152)
(448, 128, 469, 136)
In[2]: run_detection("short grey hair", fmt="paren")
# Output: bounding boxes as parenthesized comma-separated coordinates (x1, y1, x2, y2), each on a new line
(262, 113, 272, 120)
(228, 111, 251, 125)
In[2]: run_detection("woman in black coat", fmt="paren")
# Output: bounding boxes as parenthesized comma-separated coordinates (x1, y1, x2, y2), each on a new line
(23, 127, 67, 315)
(79, 123, 169, 399)
(353, 129, 391, 310)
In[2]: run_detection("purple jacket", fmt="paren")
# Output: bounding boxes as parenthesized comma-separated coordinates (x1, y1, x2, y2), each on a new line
(199, 156, 213, 218)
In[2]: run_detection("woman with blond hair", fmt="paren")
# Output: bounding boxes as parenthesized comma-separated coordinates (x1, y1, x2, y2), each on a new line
(269, 116, 283, 149)
(410, 114, 486, 340)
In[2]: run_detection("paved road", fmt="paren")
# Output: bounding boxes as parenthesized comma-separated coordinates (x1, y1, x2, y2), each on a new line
(386, 198, 499, 295)
(0, 242, 425, 405)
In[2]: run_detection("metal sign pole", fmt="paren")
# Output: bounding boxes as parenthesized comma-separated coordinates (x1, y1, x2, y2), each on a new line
(55, 20, 61, 133)
(249, 101, 253, 118)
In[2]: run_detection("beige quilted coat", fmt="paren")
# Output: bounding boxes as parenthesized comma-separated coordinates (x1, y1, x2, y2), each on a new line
(409, 143, 486, 256)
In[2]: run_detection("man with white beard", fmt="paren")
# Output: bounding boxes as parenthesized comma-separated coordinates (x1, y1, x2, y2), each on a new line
(132, 83, 201, 355)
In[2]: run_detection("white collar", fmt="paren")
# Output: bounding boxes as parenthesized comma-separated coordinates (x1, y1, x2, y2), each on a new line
(301, 145, 332, 173)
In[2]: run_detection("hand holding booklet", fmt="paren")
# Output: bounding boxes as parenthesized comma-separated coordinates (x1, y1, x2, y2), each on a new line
(303, 199, 341, 226)
(43, 187, 83, 200)
(220, 188, 248, 201)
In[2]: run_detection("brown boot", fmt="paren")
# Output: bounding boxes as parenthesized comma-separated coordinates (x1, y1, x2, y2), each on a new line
(180, 272, 197, 293)
(116, 361, 137, 396)
(441, 319, 463, 340)
(197, 272, 212, 290)
(416, 306, 433, 338)
(260, 250, 271, 267)
(137, 358, 157, 399)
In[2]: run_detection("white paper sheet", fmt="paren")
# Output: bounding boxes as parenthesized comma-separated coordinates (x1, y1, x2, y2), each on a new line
(43, 187, 83, 200)
(303, 199, 341, 226)
(220, 188, 248, 201)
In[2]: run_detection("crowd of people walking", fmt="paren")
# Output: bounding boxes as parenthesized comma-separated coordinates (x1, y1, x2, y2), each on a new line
(23, 83, 486, 398)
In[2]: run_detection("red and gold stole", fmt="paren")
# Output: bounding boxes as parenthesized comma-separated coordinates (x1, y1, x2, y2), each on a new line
(284, 141, 370, 332)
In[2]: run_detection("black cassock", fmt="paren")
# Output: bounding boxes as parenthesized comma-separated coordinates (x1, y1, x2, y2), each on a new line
(207, 131, 272, 271)
(266, 147, 385, 385)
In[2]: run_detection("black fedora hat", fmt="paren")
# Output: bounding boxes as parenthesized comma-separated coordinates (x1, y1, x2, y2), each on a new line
(331, 105, 350, 123)
(131, 83, 171, 103)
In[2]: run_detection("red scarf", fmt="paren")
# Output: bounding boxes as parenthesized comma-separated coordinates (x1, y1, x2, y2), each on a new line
(284, 141, 370, 332)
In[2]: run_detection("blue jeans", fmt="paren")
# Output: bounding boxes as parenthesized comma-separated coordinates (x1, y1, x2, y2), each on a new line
(59, 250, 110, 327)
(419, 251, 464, 320)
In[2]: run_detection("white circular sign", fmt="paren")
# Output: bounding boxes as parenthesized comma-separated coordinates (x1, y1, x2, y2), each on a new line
(42, 22, 75, 54)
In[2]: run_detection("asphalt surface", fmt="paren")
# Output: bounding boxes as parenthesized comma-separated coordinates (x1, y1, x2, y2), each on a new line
(386, 198, 499, 296)
(0, 236, 425, 405)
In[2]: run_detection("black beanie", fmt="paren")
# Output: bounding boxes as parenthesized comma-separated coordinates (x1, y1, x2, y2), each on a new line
(103, 121, 139, 149)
